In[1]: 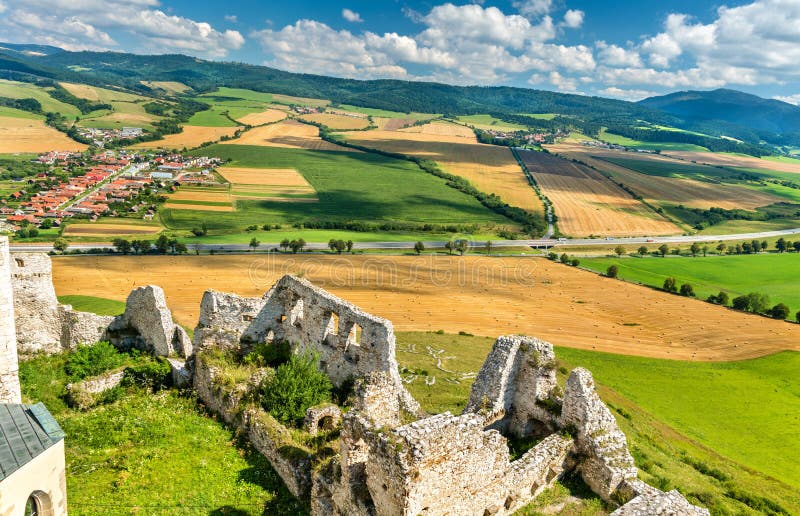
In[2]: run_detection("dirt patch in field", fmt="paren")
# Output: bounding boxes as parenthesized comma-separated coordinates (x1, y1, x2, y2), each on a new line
(52, 255, 800, 361)
(131, 125, 240, 149)
(0, 116, 87, 153)
(236, 109, 287, 126)
(222, 120, 355, 152)
(400, 121, 475, 138)
(518, 150, 679, 237)
(162, 203, 235, 212)
(665, 151, 800, 174)
(299, 113, 370, 130)
(64, 223, 161, 236)
(549, 143, 780, 210)
(344, 129, 544, 214)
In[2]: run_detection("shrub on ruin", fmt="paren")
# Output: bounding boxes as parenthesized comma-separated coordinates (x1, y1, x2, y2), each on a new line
(122, 357, 172, 391)
(260, 352, 333, 426)
(65, 342, 125, 381)
(606, 265, 619, 278)
(244, 341, 292, 368)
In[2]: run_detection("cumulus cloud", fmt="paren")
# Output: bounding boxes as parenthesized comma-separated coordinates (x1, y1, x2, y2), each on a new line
(514, 0, 553, 18)
(224, 14, 237, 23)
(598, 87, 658, 101)
(0, 0, 244, 57)
(342, 8, 363, 23)
(596, 41, 642, 67)
(774, 94, 800, 106)
(562, 9, 584, 29)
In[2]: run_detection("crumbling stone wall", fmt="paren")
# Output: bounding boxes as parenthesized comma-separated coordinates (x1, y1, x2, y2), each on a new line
(193, 275, 421, 417)
(10, 252, 113, 354)
(0, 236, 21, 403)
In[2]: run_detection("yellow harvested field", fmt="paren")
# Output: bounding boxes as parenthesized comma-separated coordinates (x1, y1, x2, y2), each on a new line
(168, 190, 232, 203)
(344, 130, 544, 214)
(162, 203, 234, 212)
(518, 150, 679, 237)
(52, 255, 800, 361)
(84, 111, 155, 125)
(131, 125, 240, 149)
(0, 116, 87, 153)
(60, 82, 101, 101)
(374, 118, 415, 130)
(59, 82, 143, 103)
(141, 81, 192, 93)
(222, 120, 354, 152)
(271, 94, 329, 107)
(218, 167, 311, 187)
(236, 109, 287, 126)
(665, 151, 800, 174)
(64, 223, 161, 236)
(400, 121, 475, 138)
(300, 113, 370, 130)
(549, 144, 780, 210)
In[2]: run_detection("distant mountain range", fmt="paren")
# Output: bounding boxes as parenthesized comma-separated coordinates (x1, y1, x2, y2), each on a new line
(1, 42, 799, 152)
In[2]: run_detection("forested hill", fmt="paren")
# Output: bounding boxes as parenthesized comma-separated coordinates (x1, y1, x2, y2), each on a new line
(640, 89, 800, 139)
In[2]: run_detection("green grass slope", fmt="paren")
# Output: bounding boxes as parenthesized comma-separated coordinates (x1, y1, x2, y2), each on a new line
(170, 144, 511, 231)
(580, 254, 800, 312)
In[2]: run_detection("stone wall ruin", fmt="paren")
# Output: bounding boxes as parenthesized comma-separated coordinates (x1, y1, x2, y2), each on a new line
(0, 252, 709, 515)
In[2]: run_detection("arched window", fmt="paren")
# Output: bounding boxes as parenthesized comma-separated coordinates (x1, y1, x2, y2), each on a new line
(25, 491, 53, 516)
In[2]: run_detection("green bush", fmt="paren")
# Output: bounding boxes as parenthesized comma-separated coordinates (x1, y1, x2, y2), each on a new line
(606, 265, 619, 278)
(260, 353, 333, 426)
(663, 277, 677, 293)
(65, 342, 125, 381)
(243, 341, 292, 368)
(679, 283, 696, 297)
(768, 303, 791, 320)
(122, 358, 172, 391)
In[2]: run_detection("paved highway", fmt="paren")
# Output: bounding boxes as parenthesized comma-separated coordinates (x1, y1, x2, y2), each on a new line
(9, 227, 800, 253)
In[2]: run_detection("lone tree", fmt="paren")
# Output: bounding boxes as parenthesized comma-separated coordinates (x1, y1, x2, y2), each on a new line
(445, 241, 454, 255)
(280, 238, 290, 253)
(53, 238, 69, 254)
(679, 283, 696, 297)
(637, 246, 648, 256)
(614, 245, 625, 257)
(560, 253, 570, 264)
(328, 239, 337, 253)
(768, 303, 791, 320)
(485, 240, 493, 255)
(155, 234, 170, 254)
(716, 243, 727, 254)
(414, 241, 425, 255)
(455, 239, 468, 256)
(776, 237, 788, 253)
(663, 276, 678, 293)
(249, 237, 260, 252)
(690, 242, 701, 257)
(606, 265, 619, 278)
(346, 240, 354, 253)
(658, 244, 669, 257)
(334, 240, 346, 254)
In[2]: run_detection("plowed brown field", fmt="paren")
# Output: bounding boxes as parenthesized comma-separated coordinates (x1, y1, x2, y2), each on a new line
(518, 150, 678, 236)
(51, 255, 800, 361)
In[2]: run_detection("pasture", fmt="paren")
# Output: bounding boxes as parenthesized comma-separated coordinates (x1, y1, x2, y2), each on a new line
(271, 93, 329, 107)
(517, 150, 678, 237)
(51, 255, 800, 361)
(0, 79, 80, 117)
(598, 128, 708, 152)
(130, 125, 240, 149)
(343, 127, 545, 215)
(222, 120, 354, 152)
(0, 115, 87, 153)
(62, 82, 161, 129)
(580, 253, 800, 312)
(395, 331, 800, 512)
(299, 113, 371, 130)
(169, 144, 510, 230)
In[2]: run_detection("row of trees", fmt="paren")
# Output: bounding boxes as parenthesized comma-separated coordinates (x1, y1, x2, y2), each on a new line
(614, 238, 800, 259)
(112, 236, 187, 255)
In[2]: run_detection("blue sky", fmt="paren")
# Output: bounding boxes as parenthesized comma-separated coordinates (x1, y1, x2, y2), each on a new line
(2, 0, 799, 103)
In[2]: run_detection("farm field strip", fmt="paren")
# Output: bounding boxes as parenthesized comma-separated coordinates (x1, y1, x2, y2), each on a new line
(222, 120, 353, 152)
(0, 79, 80, 117)
(399, 121, 475, 138)
(517, 150, 679, 237)
(548, 143, 781, 210)
(235, 108, 287, 126)
(666, 151, 800, 174)
(168, 189, 232, 203)
(52, 255, 800, 361)
(344, 127, 544, 214)
(299, 113, 371, 130)
(162, 202, 235, 212)
(130, 125, 240, 149)
(217, 165, 318, 202)
(64, 223, 162, 236)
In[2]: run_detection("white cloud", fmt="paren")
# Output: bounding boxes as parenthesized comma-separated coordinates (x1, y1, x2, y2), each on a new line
(598, 87, 658, 101)
(514, 0, 553, 18)
(224, 14, 237, 23)
(0, 0, 244, 57)
(562, 9, 584, 29)
(596, 41, 641, 67)
(774, 94, 800, 106)
(342, 8, 363, 23)
(547, 71, 578, 92)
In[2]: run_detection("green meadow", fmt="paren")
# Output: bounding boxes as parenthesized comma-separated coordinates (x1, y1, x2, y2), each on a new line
(598, 128, 708, 152)
(57, 295, 126, 316)
(580, 253, 800, 311)
(0, 79, 81, 117)
(457, 114, 529, 131)
(166, 144, 511, 232)
(396, 331, 800, 513)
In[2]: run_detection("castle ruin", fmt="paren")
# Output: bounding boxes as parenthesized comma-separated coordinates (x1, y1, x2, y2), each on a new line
(0, 246, 708, 515)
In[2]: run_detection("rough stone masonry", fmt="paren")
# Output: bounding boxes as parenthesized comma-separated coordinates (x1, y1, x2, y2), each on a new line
(1, 253, 709, 515)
